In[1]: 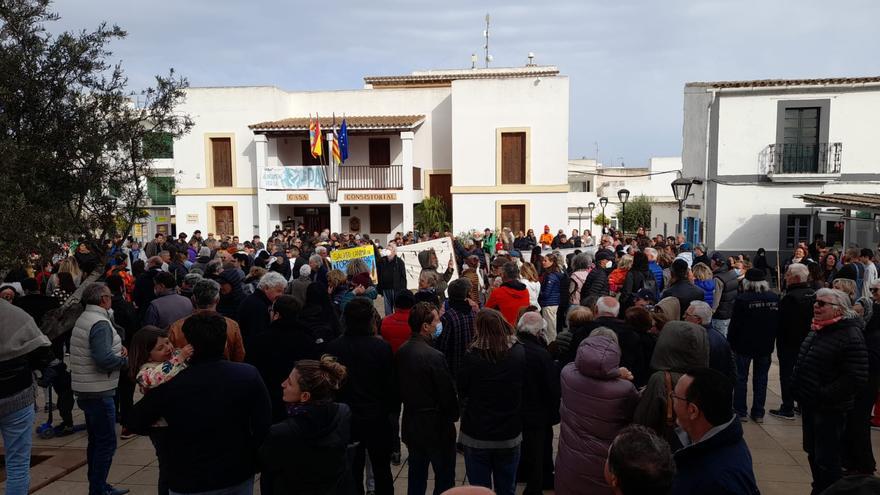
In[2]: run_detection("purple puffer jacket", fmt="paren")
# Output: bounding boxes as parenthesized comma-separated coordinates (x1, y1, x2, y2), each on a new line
(555, 335, 639, 495)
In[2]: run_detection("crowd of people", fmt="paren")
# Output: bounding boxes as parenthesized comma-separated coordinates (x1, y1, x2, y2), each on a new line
(1, 223, 880, 495)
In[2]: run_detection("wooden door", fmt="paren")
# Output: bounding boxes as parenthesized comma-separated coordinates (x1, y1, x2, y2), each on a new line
(214, 207, 235, 238)
(370, 205, 391, 234)
(500, 204, 525, 234)
(369, 138, 391, 167)
(211, 138, 233, 187)
(429, 173, 453, 218)
(501, 132, 526, 184)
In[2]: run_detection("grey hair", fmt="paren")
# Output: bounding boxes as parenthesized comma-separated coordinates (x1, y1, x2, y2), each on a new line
(644, 247, 658, 259)
(315, 246, 328, 255)
(81, 282, 109, 305)
(299, 264, 312, 278)
(688, 300, 713, 326)
(183, 272, 203, 287)
(786, 263, 809, 283)
(192, 279, 221, 308)
(258, 271, 288, 291)
(596, 297, 620, 317)
(816, 288, 856, 319)
(741, 279, 770, 293)
(570, 253, 592, 272)
(309, 254, 322, 266)
(516, 311, 546, 336)
(589, 326, 619, 345)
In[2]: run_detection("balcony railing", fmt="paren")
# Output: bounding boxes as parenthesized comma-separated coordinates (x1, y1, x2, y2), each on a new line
(339, 165, 402, 190)
(766, 142, 842, 175)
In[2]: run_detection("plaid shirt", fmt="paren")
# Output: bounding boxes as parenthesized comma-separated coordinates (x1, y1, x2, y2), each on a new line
(435, 305, 476, 379)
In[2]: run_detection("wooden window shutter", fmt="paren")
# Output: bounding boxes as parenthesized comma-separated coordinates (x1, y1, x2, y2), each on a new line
(501, 132, 526, 184)
(369, 138, 391, 167)
(211, 138, 233, 187)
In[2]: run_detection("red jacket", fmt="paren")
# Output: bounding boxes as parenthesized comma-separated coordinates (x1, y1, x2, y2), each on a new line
(381, 309, 411, 354)
(486, 281, 531, 326)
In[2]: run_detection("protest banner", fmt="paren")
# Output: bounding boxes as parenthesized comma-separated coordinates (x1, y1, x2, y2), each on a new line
(395, 237, 459, 291)
(330, 245, 377, 283)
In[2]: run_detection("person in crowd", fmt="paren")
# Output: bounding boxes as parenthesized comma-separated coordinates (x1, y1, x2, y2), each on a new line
(633, 321, 709, 450)
(539, 225, 553, 248)
(296, 282, 342, 344)
(177, 272, 201, 301)
(288, 264, 312, 307)
(582, 250, 611, 299)
(378, 242, 407, 316)
(836, 247, 866, 299)
(0, 298, 54, 495)
(793, 288, 869, 494)
(486, 262, 531, 326)
(631, 288, 657, 309)
(519, 262, 542, 309)
(727, 268, 780, 423)
(168, 279, 245, 363)
(604, 425, 675, 495)
(516, 312, 560, 494)
(556, 330, 638, 495)
(860, 248, 878, 299)
(128, 312, 272, 495)
(770, 263, 815, 420)
(106, 274, 141, 440)
(144, 233, 166, 258)
(436, 278, 477, 379)
(567, 253, 591, 306)
(621, 251, 653, 310)
(142, 271, 192, 330)
(14, 277, 59, 327)
(690, 263, 714, 307)
(670, 367, 759, 494)
(457, 309, 526, 495)
(133, 256, 163, 319)
(325, 298, 394, 495)
(660, 259, 704, 317)
(237, 271, 286, 346)
(692, 244, 709, 267)
(259, 356, 352, 495)
(820, 252, 839, 286)
(538, 254, 563, 341)
(396, 302, 460, 494)
(380, 289, 415, 354)
(460, 255, 483, 304)
(71, 283, 130, 495)
(418, 249, 455, 305)
(216, 266, 248, 319)
(684, 301, 735, 384)
(309, 253, 329, 286)
(608, 254, 631, 294)
(338, 272, 377, 313)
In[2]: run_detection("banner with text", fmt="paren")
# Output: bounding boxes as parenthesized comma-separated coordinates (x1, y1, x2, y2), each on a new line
(262, 166, 325, 190)
(330, 245, 378, 283)
(395, 237, 460, 291)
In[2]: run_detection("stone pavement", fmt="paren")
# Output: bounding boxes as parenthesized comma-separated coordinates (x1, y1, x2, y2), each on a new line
(3, 358, 879, 494)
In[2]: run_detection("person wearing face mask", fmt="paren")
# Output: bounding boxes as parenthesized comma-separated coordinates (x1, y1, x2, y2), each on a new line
(377, 242, 407, 316)
(583, 250, 614, 300)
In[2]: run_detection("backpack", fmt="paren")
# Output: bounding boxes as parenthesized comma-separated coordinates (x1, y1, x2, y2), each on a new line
(642, 274, 658, 297)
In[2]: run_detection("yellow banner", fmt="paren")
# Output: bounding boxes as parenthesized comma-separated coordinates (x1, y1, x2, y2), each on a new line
(330, 246, 374, 262)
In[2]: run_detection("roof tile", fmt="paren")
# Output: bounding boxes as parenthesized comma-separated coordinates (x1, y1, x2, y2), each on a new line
(249, 115, 425, 131)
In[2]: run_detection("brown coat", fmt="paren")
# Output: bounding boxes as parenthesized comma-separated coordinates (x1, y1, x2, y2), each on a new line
(168, 311, 246, 362)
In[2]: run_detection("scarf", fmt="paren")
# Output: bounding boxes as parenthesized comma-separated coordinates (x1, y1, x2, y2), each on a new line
(0, 300, 50, 362)
(811, 315, 842, 332)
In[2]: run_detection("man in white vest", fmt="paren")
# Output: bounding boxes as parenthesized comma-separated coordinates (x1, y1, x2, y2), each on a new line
(71, 282, 129, 495)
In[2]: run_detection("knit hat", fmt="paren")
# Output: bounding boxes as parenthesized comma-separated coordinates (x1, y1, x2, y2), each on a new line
(745, 268, 766, 282)
(351, 272, 372, 288)
(710, 252, 725, 264)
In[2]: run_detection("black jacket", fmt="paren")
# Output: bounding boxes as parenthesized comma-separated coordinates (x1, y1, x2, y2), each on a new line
(127, 358, 272, 494)
(582, 267, 610, 300)
(395, 334, 459, 450)
(324, 334, 394, 438)
(792, 318, 869, 412)
(866, 304, 880, 376)
(237, 289, 273, 347)
(259, 402, 351, 495)
(671, 418, 759, 495)
(133, 268, 160, 316)
(518, 333, 561, 429)
(110, 294, 140, 348)
(377, 256, 407, 293)
(563, 317, 647, 387)
(458, 342, 526, 442)
(727, 291, 780, 357)
(14, 294, 59, 327)
(777, 283, 815, 352)
(246, 318, 322, 422)
(661, 281, 705, 318)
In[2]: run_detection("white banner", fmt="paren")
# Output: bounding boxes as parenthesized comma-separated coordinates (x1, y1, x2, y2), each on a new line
(394, 238, 460, 291)
(262, 166, 325, 190)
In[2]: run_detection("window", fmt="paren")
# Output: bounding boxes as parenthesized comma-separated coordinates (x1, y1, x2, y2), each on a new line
(369, 138, 391, 167)
(500, 132, 526, 184)
(147, 176, 175, 205)
(143, 132, 173, 159)
(782, 107, 820, 173)
(500, 204, 526, 233)
(210, 137, 233, 187)
(568, 180, 591, 192)
(300, 140, 322, 165)
(785, 215, 811, 249)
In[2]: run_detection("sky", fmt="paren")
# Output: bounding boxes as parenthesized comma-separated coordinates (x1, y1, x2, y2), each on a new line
(50, 0, 880, 168)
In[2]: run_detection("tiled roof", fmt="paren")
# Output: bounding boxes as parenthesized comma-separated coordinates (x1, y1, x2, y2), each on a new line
(797, 193, 880, 212)
(364, 66, 559, 86)
(687, 77, 880, 89)
(249, 115, 425, 131)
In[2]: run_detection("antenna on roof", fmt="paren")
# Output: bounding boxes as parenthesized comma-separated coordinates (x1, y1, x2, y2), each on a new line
(527, 52, 535, 66)
(471, 53, 477, 70)
(483, 13, 491, 68)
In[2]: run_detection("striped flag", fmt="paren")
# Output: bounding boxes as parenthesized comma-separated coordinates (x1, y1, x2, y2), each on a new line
(331, 130, 341, 165)
(309, 114, 323, 158)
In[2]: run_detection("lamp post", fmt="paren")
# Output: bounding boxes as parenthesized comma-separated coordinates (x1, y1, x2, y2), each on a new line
(599, 197, 608, 234)
(617, 188, 630, 236)
(672, 177, 693, 237)
(577, 206, 583, 233)
(587, 201, 595, 235)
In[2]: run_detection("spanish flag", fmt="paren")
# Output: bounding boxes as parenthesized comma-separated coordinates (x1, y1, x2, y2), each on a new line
(309, 115, 323, 158)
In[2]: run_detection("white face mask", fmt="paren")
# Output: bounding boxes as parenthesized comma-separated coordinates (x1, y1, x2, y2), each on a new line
(381, 249, 391, 258)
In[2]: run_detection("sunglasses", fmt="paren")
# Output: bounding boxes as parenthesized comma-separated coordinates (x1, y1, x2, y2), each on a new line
(814, 300, 841, 308)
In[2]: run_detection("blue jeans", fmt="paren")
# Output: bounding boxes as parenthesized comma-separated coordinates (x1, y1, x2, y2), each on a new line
(407, 443, 457, 495)
(169, 476, 254, 495)
(0, 404, 36, 495)
(734, 354, 771, 419)
(464, 445, 521, 495)
(78, 396, 118, 495)
(711, 318, 730, 338)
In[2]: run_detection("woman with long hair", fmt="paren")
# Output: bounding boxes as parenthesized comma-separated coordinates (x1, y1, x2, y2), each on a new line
(820, 253, 839, 286)
(519, 262, 542, 310)
(458, 309, 526, 495)
(538, 254, 563, 341)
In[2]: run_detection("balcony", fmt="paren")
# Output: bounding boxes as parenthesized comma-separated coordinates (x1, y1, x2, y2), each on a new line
(764, 142, 842, 183)
(262, 164, 407, 191)
(339, 165, 402, 190)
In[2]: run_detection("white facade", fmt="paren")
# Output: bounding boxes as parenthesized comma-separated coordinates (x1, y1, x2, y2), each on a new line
(159, 65, 569, 242)
(682, 77, 880, 255)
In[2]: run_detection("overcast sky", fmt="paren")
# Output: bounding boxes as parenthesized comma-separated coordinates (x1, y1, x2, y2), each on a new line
(51, 0, 880, 167)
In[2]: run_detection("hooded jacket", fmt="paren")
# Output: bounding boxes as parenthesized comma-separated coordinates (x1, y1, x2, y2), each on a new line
(727, 290, 780, 357)
(633, 321, 709, 446)
(486, 280, 530, 326)
(216, 268, 247, 320)
(556, 335, 638, 495)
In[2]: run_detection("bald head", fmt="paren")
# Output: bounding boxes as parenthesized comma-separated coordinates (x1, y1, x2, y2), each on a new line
(597, 296, 620, 318)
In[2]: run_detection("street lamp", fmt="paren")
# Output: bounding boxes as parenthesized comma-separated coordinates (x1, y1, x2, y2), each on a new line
(672, 177, 693, 237)
(617, 188, 630, 235)
(587, 201, 595, 235)
(577, 206, 584, 233)
(599, 197, 608, 234)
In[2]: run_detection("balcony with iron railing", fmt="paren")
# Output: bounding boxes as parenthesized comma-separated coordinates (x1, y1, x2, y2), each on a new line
(761, 142, 842, 182)
(262, 164, 422, 191)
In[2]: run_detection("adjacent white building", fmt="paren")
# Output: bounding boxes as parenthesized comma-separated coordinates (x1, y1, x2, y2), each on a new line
(146, 65, 570, 242)
(682, 76, 880, 257)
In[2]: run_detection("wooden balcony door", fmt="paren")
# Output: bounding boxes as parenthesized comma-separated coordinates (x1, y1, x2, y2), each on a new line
(500, 204, 526, 234)
(213, 206, 235, 238)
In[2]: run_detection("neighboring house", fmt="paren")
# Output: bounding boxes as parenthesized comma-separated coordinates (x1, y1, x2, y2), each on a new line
(160, 64, 570, 241)
(681, 76, 880, 258)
